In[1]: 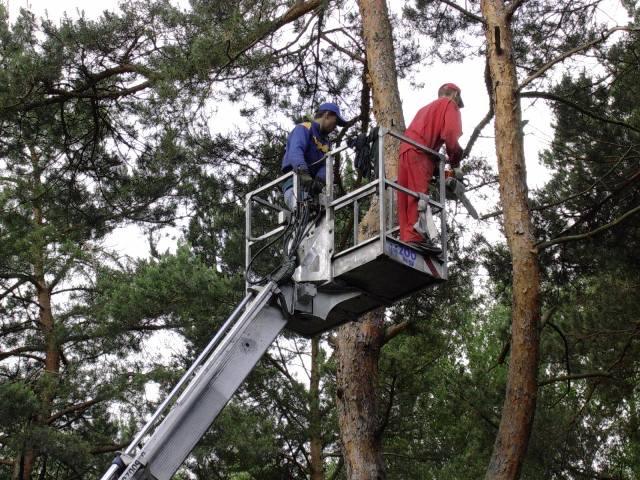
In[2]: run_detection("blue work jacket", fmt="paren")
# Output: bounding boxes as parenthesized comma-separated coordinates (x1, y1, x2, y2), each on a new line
(281, 121, 330, 184)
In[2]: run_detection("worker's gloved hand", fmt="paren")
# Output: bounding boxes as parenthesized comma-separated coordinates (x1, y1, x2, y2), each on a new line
(453, 167, 464, 181)
(296, 168, 314, 189)
(310, 179, 324, 195)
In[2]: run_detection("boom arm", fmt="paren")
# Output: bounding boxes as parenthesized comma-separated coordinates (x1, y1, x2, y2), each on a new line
(102, 282, 286, 480)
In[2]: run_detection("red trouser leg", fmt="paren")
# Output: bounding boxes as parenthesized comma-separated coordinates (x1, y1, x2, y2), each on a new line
(397, 150, 435, 242)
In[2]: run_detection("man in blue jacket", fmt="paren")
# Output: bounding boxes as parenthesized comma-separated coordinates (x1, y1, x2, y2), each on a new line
(281, 102, 347, 210)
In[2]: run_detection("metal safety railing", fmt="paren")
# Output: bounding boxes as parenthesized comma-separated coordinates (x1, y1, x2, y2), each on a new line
(245, 127, 448, 285)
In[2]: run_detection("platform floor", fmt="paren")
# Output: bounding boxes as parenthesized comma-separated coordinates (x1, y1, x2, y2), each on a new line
(286, 237, 446, 336)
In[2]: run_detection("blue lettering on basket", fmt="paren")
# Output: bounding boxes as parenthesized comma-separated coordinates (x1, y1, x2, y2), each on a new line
(388, 242, 417, 267)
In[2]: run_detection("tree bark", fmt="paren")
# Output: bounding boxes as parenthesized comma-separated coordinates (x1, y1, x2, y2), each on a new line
(358, 0, 406, 180)
(335, 1, 406, 479)
(309, 336, 324, 480)
(480, 2, 541, 479)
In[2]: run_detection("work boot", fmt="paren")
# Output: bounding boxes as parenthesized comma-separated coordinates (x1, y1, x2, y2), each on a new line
(408, 238, 442, 255)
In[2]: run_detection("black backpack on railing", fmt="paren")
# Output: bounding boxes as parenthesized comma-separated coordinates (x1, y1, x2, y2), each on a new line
(352, 126, 379, 179)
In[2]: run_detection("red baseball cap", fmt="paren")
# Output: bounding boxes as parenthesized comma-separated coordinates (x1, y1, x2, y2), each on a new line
(440, 83, 464, 108)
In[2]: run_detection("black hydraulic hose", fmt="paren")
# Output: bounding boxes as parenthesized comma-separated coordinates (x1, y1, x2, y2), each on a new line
(246, 215, 295, 285)
(247, 188, 316, 286)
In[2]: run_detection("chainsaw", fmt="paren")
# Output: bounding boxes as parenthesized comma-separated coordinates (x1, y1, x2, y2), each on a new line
(444, 170, 479, 219)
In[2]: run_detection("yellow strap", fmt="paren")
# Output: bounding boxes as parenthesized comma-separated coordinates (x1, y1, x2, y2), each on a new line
(299, 122, 329, 153)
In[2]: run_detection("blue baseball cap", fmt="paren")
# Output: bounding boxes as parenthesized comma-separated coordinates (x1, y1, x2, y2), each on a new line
(318, 102, 347, 127)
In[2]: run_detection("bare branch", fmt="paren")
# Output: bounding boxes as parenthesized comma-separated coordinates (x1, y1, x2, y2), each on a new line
(383, 320, 411, 344)
(518, 26, 640, 91)
(464, 56, 494, 159)
(90, 443, 128, 455)
(463, 108, 493, 159)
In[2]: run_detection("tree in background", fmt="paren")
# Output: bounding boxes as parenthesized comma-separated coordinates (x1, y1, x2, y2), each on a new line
(0, 1, 326, 478)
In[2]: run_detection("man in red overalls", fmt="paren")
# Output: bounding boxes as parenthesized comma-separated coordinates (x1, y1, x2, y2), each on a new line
(397, 83, 464, 254)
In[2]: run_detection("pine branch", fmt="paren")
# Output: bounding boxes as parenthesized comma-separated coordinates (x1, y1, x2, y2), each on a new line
(13, 353, 46, 363)
(375, 374, 397, 439)
(63, 323, 182, 345)
(518, 26, 640, 91)
(546, 321, 571, 392)
(0, 272, 38, 286)
(0, 279, 27, 302)
(327, 457, 344, 480)
(9, 1, 324, 113)
(320, 33, 365, 63)
(18, 81, 152, 112)
(489, 307, 556, 370)
(264, 353, 302, 388)
(552, 167, 640, 237)
(0, 345, 44, 361)
(437, 0, 485, 24)
(48, 256, 80, 291)
(520, 91, 640, 134)
(46, 397, 106, 425)
(538, 371, 613, 387)
(536, 204, 640, 251)
(214, 0, 324, 79)
(480, 154, 635, 220)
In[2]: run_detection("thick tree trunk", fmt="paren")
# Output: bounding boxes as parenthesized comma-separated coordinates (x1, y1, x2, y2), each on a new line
(335, 317, 386, 480)
(309, 336, 324, 480)
(480, 2, 541, 479)
(358, 0, 406, 180)
(335, 1, 405, 479)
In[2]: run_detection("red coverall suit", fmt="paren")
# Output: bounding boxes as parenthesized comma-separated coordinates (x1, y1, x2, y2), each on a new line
(398, 97, 463, 243)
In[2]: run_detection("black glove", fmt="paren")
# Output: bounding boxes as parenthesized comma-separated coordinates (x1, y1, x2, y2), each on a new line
(311, 179, 324, 195)
(296, 168, 313, 189)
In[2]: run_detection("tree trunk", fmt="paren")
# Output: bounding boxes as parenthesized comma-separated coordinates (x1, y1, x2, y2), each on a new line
(16, 153, 61, 480)
(309, 336, 324, 480)
(335, 316, 386, 480)
(358, 0, 406, 180)
(335, 1, 405, 478)
(480, 2, 541, 479)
